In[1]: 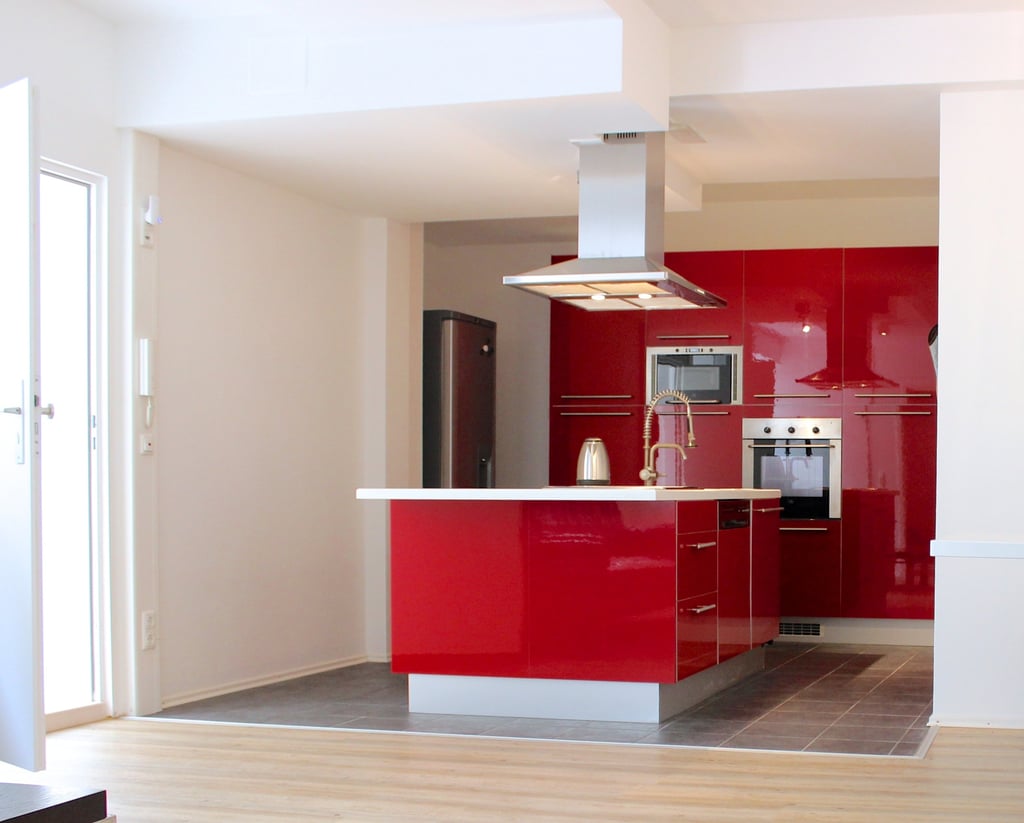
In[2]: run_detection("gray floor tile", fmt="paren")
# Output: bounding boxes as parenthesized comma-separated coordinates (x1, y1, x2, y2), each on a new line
(150, 642, 934, 758)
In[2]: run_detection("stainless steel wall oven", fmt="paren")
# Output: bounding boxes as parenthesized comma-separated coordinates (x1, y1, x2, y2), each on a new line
(742, 417, 842, 519)
(646, 345, 742, 406)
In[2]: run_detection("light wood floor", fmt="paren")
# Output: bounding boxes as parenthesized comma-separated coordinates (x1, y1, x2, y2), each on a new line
(3, 718, 1024, 821)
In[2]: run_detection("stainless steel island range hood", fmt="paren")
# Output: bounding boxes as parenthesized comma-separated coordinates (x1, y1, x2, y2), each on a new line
(503, 132, 725, 311)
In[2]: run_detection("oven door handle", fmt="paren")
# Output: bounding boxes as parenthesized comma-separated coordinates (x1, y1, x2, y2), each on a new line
(746, 444, 835, 448)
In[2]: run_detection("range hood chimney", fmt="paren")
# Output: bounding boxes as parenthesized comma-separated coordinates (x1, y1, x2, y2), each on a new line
(503, 132, 725, 311)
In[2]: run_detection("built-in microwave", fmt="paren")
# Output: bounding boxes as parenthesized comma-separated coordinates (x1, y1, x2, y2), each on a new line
(646, 345, 743, 406)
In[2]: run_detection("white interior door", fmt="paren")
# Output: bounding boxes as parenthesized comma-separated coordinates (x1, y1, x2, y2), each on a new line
(0, 77, 45, 771)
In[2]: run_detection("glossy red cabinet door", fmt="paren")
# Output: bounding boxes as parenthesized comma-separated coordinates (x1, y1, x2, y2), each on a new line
(550, 301, 646, 404)
(653, 408, 743, 488)
(548, 405, 643, 486)
(390, 501, 529, 676)
(743, 249, 844, 405)
(842, 247, 938, 404)
(646, 251, 745, 345)
(841, 405, 936, 619)
(751, 503, 781, 646)
(527, 501, 677, 682)
(779, 520, 842, 617)
(677, 595, 719, 680)
(717, 520, 752, 662)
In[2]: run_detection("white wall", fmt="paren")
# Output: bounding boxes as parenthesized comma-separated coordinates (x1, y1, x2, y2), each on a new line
(932, 88, 1024, 727)
(424, 195, 939, 489)
(154, 146, 372, 702)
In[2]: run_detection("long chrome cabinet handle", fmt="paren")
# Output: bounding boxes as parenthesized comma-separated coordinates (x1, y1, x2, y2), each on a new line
(663, 410, 731, 417)
(655, 334, 732, 340)
(754, 506, 785, 513)
(683, 541, 717, 550)
(780, 527, 829, 532)
(559, 394, 633, 400)
(558, 411, 632, 417)
(753, 393, 832, 399)
(853, 393, 933, 398)
(853, 411, 933, 416)
(686, 604, 717, 615)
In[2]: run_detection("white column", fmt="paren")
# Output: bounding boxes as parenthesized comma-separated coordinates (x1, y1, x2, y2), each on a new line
(932, 88, 1024, 728)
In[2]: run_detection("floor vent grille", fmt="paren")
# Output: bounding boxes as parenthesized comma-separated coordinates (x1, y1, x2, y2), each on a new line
(779, 621, 822, 637)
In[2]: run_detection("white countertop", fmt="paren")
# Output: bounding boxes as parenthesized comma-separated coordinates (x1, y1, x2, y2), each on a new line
(356, 487, 781, 501)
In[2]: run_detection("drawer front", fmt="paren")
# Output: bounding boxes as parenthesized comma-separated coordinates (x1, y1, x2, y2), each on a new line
(677, 594, 718, 680)
(676, 499, 718, 534)
(677, 530, 718, 600)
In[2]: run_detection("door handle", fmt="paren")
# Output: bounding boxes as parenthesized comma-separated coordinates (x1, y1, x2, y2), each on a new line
(36, 401, 54, 419)
(3, 406, 22, 415)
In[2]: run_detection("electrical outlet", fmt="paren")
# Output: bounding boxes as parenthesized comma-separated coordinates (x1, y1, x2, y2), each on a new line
(141, 610, 157, 650)
(139, 433, 154, 455)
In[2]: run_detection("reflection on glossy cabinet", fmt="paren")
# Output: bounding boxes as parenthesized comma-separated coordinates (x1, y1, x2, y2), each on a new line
(842, 247, 937, 404)
(841, 405, 936, 619)
(550, 301, 645, 403)
(646, 251, 745, 346)
(548, 405, 643, 486)
(744, 249, 843, 405)
(779, 520, 842, 617)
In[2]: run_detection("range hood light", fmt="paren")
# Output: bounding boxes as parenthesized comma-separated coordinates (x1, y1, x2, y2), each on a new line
(503, 132, 726, 312)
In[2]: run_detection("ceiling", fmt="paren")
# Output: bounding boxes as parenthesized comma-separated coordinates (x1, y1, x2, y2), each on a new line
(66, 0, 1024, 240)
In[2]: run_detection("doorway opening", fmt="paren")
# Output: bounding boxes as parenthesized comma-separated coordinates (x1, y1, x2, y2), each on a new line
(39, 161, 110, 730)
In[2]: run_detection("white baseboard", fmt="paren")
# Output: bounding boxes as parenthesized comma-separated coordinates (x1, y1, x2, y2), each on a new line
(777, 617, 935, 646)
(160, 654, 369, 709)
(930, 714, 1024, 729)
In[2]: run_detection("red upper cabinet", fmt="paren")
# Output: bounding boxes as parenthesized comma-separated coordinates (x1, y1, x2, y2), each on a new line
(652, 408, 743, 488)
(743, 249, 844, 405)
(841, 404, 936, 620)
(548, 405, 643, 486)
(550, 301, 646, 404)
(646, 251, 745, 346)
(842, 247, 938, 404)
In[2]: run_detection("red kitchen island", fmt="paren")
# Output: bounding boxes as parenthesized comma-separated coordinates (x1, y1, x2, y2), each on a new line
(357, 487, 782, 722)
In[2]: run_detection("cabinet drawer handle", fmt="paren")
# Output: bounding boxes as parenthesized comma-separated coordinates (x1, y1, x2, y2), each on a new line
(686, 604, 717, 615)
(662, 410, 730, 417)
(560, 394, 633, 400)
(754, 506, 784, 513)
(853, 393, 933, 398)
(558, 411, 632, 417)
(656, 334, 731, 340)
(753, 393, 832, 399)
(780, 527, 829, 532)
(684, 541, 717, 550)
(853, 411, 932, 416)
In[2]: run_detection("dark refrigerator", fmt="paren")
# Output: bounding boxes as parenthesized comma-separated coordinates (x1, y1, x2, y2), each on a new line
(422, 310, 496, 488)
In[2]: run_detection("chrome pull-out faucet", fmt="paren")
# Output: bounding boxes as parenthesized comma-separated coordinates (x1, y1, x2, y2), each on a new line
(639, 389, 696, 486)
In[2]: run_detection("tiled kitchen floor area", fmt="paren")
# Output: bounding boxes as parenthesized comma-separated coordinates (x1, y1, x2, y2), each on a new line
(152, 643, 935, 757)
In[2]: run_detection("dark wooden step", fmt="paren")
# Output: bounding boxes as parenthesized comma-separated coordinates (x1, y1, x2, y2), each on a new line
(1, 783, 106, 823)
